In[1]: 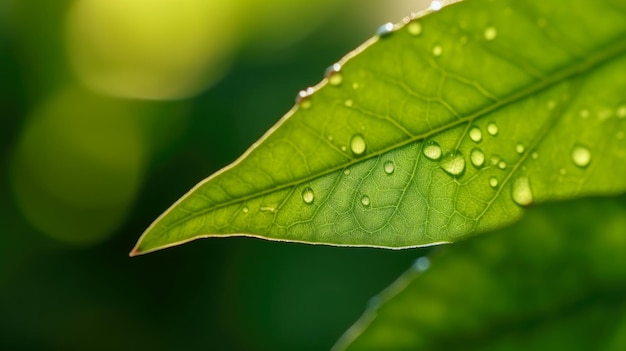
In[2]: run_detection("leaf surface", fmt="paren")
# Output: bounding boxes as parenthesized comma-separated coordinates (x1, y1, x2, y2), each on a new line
(132, 0, 626, 255)
(333, 195, 626, 351)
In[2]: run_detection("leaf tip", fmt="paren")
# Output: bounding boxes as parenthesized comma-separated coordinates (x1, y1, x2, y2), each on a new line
(129, 245, 143, 257)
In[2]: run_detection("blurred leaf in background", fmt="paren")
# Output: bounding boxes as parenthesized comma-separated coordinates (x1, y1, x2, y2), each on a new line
(0, 0, 434, 350)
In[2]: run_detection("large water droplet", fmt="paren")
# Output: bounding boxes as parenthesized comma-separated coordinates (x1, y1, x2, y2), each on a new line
(468, 126, 482, 143)
(325, 63, 343, 86)
(350, 134, 366, 156)
(571, 145, 591, 168)
(440, 151, 466, 177)
(470, 148, 485, 168)
(361, 195, 371, 206)
(487, 122, 498, 136)
(430, 0, 442, 11)
(516, 143, 525, 154)
(407, 21, 422, 36)
(383, 160, 395, 174)
(432, 44, 443, 57)
(512, 176, 533, 206)
(484, 26, 497, 40)
(376, 22, 394, 37)
(617, 105, 626, 118)
(423, 141, 442, 160)
(302, 187, 315, 204)
(489, 177, 498, 188)
(412, 257, 430, 272)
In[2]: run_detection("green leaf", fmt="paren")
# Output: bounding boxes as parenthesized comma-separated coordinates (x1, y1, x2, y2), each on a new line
(333, 195, 626, 351)
(132, 0, 626, 255)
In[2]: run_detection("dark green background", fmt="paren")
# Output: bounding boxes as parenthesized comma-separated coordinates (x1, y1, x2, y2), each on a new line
(0, 1, 430, 349)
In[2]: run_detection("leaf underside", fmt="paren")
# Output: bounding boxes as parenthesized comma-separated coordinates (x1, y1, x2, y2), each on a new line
(132, 0, 626, 255)
(333, 195, 626, 351)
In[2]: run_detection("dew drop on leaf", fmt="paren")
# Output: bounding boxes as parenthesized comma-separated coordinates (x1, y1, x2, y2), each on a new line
(512, 176, 533, 206)
(295, 87, 314, 109)
(412, 257, 430, 272)
(432, 44, 443, 57)
(470, 148, 485, 168)
(531, 151, 539, 159)
(617, 105, 626, 118)
(487, 122, 499, 136)
(440, 151, 466, 177)
(344, 99, 353, 107)
(498, 161, 507, 170)
(571, 145, 591, 168)
(361, 195, 371, 206)
(484, 26, 497, 40)
(407, 21, 422, 36)
(325, 63, 343, 86)
(344, 168, 351, 176)
(489, 177, 499, 188)
(383, 160, 395, 174)
(350, 134, 366, 156)
(516, 143, 525, 154)
(580, 109, 590, 119)
(302, 187, 315, 204)
(468, 126, 482, 143)
(376, 22, 394, 37)
(242, 206, 249, 213)
(423, 141, 442, 160)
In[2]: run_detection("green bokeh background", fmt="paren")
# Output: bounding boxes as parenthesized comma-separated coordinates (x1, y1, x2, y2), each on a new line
(0, 0, 432, 349)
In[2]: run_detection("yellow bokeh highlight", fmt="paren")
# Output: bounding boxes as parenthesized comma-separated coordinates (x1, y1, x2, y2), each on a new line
(11, 87, 146, 245)
(65, 0, 239, 100)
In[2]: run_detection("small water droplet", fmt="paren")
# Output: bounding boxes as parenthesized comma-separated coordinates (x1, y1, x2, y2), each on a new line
(470, 148, 485, 168)
(516, 143, 525, 154)
(350, 134, 366, 156)
(341, 146, 347, 152)
(296, 87, 314, 109)
(352, 82, 359, 90)
(344, 168, 351, 176)
(487, 122, 498, 136)
(430, 0, 442, 11)
(325, 63, 343, 86)
(617, 105, 626, 118)
(407, 21, 422, 36)
(376, 22, 394, 37)
(344, 99, 353, 107)
(468, 126, 482, 143)
(580, 109, 590, 119)
(484, 26, 497, 40)
(440, 151, 466, 177)
(547, 100, 556, 110)
(559, 168, 567, 176)
(327, 135, 334, 142)
(571, 145, 591, 168)
(260, 206, 277, 213)
(361, 195, 371, 206)
(489, 177, 498, 188)
(512, 176, 533, 206)
(412, 257, 430, 272)
(490, 155, 500, 166)
(432, 44, 442, 57)
(597, 108, 613, 121)
(383, 160, 395, 174)
(531, 151, 539, 159)
(242, 206, 249, 213)
(423, 141, 442, 160)
(302, 187, 315, 204)
(498, 161, 507, 170)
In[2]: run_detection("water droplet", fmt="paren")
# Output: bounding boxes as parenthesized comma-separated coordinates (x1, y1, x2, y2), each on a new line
(242, 206, 249, 213)
(470, 148, 485, 168)
(344, 168, 351, 176)
(547, 100, 556, 110)
(468, 126, 482, 143)
(361, 195, 371, 206)
(327, 135, 334, 142)
(260, 206, 277, 213)
(352, 82, 359, 90)
(487, 122, 498, 136)
(350, 134, 366, 156)
(407, 21, 422, 36)
(341, 146, 347, 152)
(580, 109, 590, 119)
(484, 26, 497, 40)
(344, 99, 353, 107)
(302, 187, 315, 204)
(571, 145, 591, 168)
(489, 177, 498, 188)
(440, 151, 466, 177)
(559, 168, 567, 176)
(597, 108, 613, 121)
(383, 160, 395, 174)
(296, 87, 314, 109)
(498, 161, 507, 170)
(531, 151, 539, 159)
(376, 22, 394, 37)
(432, 45, 442, 57)
(412, 257, 430, 272)
(490, 155, 500, 166)
(325, 63, 343, 86)
(430, 0, 442, 11)
(617, 105, 626, 118)
(423, 141, 442, 160)
(516, 143, 525, 154)
(512, 176, 533, 206)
